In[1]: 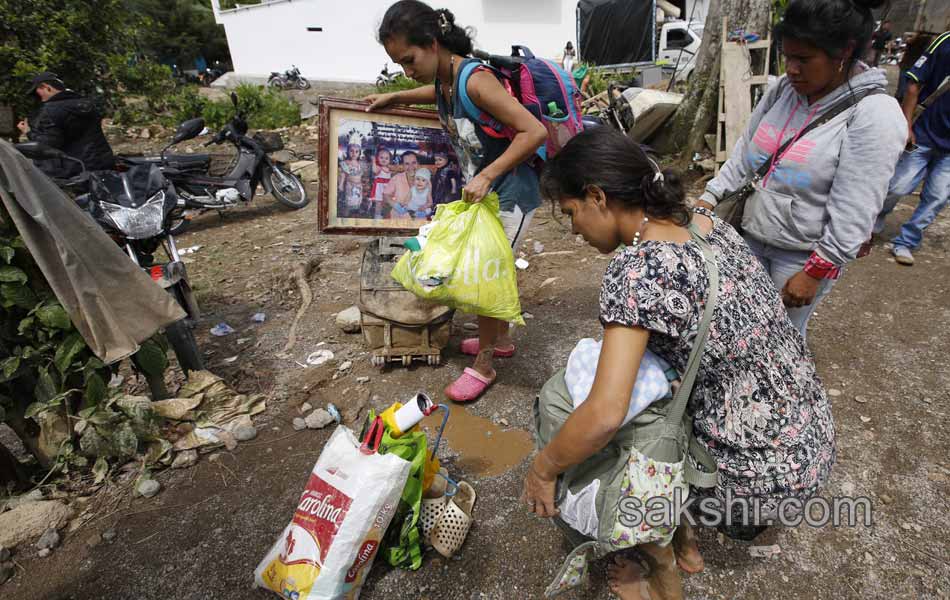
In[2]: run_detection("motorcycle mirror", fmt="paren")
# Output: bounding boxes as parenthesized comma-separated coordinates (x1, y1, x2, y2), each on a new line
(171, 118, 206, 145)
(15, 141, 67, 161)
(230, 92, 238, 107)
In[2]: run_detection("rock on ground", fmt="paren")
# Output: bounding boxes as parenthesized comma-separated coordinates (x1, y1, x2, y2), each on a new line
(136, 479, 161, 499)
(0, 501, 73, 549)
(292, 417, 307, 431)
(305, 409, 334, 429)
(0, 560, 12, 584)
(234, 425, 258, 441)
(36, 529, 60, 550)
(336, 306, 362, 333)
(171, 450, 198, 469)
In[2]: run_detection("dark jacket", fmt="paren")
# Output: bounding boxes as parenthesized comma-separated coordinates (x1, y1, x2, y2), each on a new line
(27, 90, 115, 178)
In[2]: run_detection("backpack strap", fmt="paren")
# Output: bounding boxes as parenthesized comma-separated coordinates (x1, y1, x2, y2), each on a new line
(457, 61, 511, 138)
(667, 224, 720, 488)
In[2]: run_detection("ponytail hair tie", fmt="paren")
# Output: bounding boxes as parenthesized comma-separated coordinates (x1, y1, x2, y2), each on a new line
(647, 157, 664, 185)
(437, 9, 452, 36)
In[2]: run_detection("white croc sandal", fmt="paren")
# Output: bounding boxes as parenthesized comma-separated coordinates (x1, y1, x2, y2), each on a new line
(420, 496, 448, 543)
(430, 481, 476, 559)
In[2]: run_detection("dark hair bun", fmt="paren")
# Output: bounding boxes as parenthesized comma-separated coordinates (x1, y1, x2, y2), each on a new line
(851, 0, 887, 9)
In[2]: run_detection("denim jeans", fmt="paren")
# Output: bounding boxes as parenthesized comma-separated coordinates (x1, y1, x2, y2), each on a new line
(744, 237, 838, 340)
(875, 143, 950, 249)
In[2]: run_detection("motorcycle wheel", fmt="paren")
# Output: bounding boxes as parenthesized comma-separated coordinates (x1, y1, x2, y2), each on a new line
(165, 281, 203, 373)
(166, 319, 203, 373)
(296, 77, 311, 90)
(376, 78, 387, 89)
(269, 164, 309, 209)
(268, 78, 282, 90)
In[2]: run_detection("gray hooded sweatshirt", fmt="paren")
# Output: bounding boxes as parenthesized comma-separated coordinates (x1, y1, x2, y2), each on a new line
(701, 66, 906, 265)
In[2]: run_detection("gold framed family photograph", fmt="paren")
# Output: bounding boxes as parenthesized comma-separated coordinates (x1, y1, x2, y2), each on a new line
(317, 97, 463, 235)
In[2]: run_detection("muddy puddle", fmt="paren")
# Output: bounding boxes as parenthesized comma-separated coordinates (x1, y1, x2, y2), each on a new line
(421, 406, 534, 477)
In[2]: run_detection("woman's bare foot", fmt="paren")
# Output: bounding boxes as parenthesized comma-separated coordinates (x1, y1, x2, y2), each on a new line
(672, 523, 705, 574)
(607, 555, 653, 600)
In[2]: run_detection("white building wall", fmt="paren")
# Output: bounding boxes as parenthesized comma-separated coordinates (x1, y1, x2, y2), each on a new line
(212, 0, 578, 83)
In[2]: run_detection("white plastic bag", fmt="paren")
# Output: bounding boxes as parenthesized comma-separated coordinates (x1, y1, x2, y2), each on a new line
(255, 423, 410, 600)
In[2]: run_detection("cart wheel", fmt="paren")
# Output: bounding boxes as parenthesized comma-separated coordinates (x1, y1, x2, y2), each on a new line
(434, 354, 442, 365)
(426, 355, 434, 366)
(402, 355, 411, 367)
(372, 356, 383, 368)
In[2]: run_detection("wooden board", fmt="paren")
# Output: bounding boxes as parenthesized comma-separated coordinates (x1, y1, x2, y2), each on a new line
(715, 17, 771, 174)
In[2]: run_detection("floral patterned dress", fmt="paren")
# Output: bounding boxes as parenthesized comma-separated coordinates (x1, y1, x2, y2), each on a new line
(599, 209, 836, 519)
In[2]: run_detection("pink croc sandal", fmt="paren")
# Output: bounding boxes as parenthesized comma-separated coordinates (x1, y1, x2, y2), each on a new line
(459, 337, 516, 358)
(444, 368, 495, 402)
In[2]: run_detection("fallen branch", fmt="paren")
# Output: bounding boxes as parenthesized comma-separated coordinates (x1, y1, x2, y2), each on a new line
(282, 258, 320, 353)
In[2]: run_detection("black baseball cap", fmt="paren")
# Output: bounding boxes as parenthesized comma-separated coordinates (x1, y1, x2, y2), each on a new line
(25, 72, 65, 95)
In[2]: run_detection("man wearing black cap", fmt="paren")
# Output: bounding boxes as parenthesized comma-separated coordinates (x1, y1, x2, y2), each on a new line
(18, 72, 115, 178)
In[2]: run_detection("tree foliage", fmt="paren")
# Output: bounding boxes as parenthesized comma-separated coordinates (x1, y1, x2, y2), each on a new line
(0, 0, 231, 119)
(0, 0, 139, 114)
(125, 0, 231, 68)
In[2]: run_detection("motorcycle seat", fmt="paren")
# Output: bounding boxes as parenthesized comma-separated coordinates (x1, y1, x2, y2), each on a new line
(122, 154, 211, 171)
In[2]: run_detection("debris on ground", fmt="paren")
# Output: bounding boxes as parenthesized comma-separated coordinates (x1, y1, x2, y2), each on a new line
(171, 450, 198, 469)
(292, 418, 307, 431)
(282, 258, 320, 353)
(338, 360, 352, 372)
(336, 305, 362, 333)
(251, 312, 267, 323)
(533, 241, 545, 254)
(299, 402, 313, 414)
(749, 545, 782, 559)
(164, 371, 267, 454)
(306, 349, 334, 366)
(210, 323, 236, 337)
(515, 258, 530, 270)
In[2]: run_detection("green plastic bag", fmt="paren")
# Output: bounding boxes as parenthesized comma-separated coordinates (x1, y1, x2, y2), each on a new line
(391, 193, 525, 325)
(362, 410, 427, 570)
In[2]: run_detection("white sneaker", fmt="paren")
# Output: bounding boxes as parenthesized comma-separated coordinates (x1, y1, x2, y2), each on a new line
(892, 245, 915, 266)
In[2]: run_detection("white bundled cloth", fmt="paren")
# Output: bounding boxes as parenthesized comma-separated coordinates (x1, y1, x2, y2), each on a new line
(559, 339, 675, 538)
(565, 338, 673, 424)
(255, 425, 410, 600)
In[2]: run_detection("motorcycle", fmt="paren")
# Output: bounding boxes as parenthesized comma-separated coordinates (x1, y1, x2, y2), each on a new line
(375, 63, 405, 89)
(15, 141, 205, 385)
(118, 93, 308, 233)
(267, 65, 310, 90)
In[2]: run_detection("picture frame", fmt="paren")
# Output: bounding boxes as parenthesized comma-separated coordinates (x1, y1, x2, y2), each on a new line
(317, 97, 464, 235)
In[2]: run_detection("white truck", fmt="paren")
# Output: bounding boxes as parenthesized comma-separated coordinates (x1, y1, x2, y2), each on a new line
(657, 20, 705, 82)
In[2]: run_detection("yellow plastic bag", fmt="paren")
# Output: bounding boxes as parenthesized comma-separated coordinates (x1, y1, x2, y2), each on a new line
(391, 193, 525, 325)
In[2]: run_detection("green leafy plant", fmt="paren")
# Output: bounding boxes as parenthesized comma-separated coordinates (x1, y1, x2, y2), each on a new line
(200, 83, 300, 130)
(0, 207, 170, 480)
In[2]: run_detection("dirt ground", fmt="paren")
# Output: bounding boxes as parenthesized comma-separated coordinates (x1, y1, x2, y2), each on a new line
(2, 80, 950, 600)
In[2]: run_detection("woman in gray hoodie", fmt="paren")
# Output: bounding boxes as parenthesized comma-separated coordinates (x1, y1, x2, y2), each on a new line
(698, 0, 906, 340)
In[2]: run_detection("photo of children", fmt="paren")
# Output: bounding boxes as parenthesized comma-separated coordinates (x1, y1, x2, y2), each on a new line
(333, 116, 463, 223)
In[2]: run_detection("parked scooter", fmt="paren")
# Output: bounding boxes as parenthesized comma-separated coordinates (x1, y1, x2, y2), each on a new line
(267, 65, 310, 90)
(15, 141, 204, 379)
(375, 63, 405, 89)
(119, 93, 308, 233)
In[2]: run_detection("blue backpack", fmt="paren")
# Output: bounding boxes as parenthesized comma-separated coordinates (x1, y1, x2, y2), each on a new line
(458, 46, 585, 160)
